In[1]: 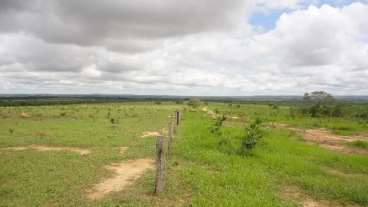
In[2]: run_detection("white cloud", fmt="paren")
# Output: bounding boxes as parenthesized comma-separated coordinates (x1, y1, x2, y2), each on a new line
(81, 65, 101, 78)
(0, 1, 368, 95)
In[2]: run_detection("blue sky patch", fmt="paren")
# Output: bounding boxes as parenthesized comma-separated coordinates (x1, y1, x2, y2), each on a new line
(249, 0, 366, 31)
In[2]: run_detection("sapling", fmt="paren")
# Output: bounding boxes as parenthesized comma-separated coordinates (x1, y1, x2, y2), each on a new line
(239, 118, 263, 155)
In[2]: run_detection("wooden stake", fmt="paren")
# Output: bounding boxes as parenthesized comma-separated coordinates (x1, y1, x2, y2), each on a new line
(176, 110, 180, 126)
(167, 121, 174, 159)
(155, 135, 165, 194)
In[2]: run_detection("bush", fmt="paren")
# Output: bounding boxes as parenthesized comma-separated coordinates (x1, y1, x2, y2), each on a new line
(210, 115, 226, 136)
(239, 118, 263, 155)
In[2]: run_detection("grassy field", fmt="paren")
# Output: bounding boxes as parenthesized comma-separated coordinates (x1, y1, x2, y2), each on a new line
(1, 102, 368, 206)
(0, 103, 179, 206)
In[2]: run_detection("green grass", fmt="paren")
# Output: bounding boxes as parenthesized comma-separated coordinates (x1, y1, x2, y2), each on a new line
(207, 103, 368, 135)
(169, 110, 368, 206)
(1, 102, 368, 206)
(0, 102, 180, 207)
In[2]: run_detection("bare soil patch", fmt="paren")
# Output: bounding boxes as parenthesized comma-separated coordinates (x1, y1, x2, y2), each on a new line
(272, 124, 368, 155)
(20, 112, 31, 118)
(141, 128, 168, 138)
(303, 129, 368, 155)
(86, 158, 154, 200)
(3, 145, 91, 155)
(281, 186, 359, 207)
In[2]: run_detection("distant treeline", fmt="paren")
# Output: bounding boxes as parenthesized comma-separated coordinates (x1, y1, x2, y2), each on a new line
(0, 94, 367, 107)
(0, 96, 186, 107)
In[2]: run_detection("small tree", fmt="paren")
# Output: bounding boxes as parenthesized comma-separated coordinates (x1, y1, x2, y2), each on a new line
(239, 118, 263, 155)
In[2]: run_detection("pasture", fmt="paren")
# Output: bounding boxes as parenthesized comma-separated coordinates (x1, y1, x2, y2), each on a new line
(0, 102, 368, 206)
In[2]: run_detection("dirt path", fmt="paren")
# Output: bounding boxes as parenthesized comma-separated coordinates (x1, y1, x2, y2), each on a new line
(2, 145, 91, 155)
(86, 158, 155, 200)
(271, 124, 368, 155)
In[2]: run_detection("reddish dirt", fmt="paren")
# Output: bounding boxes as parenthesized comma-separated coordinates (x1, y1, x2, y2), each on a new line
(271, 124, 368, 155)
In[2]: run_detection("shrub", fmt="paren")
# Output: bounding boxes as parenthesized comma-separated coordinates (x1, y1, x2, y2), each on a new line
(210, 115, 226, 136)
(239, 118, 263, 155)
(110, 118, 115, 124)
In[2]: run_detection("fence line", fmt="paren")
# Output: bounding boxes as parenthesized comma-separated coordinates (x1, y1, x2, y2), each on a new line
(154, 110, 182, 194)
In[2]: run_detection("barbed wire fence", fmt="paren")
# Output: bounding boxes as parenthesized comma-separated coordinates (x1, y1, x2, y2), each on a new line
(154, 109, 182, 194)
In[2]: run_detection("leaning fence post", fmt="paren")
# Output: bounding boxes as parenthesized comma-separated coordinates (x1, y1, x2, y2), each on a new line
(155, 135, 165, 194)
(167, 121, 174, 159)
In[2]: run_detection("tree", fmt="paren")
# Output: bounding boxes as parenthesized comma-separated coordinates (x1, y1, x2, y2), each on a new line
(303, 91, 335, 104)
(301, 91, 342, 117)
(187, 98, 202, 108)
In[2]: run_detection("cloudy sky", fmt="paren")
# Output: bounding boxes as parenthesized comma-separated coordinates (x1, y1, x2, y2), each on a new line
(0, 0, 367, 95)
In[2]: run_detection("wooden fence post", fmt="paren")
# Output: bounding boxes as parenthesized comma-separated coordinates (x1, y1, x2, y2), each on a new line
(173, 112, 177, 134)
(176, 110, 180, 126)
(167, 121, 174, 159)
(155, 135, 165, 194)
